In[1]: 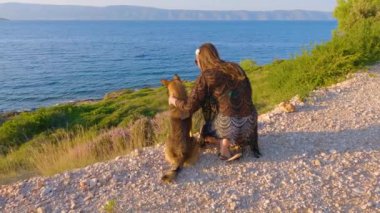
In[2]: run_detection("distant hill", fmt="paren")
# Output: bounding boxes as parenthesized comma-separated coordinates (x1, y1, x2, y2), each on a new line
(0, 3, 334, 21)
(0, 18, 9, 21)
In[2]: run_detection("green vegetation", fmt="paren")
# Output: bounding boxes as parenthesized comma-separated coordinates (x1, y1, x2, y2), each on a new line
(1, 0, 379, 184)
(0, 87, 171, 184)
(0, 87, 167, 155)
(243, 0, 380, 111)
(102, 199, 118, 213)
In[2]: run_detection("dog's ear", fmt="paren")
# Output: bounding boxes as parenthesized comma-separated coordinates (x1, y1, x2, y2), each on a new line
(161, 79, 170, 87)
(173, 74, 181, 81)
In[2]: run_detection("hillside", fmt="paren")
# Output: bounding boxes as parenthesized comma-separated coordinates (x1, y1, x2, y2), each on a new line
(0, 65, 379, 211)
(0, 3, 334, 20)
(0, 18, 8, 21)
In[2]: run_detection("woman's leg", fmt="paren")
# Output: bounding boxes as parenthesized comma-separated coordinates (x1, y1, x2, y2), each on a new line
(220, 139, 231, 158)
(203, 135, 232, 158)
(204, 137, 231, 159)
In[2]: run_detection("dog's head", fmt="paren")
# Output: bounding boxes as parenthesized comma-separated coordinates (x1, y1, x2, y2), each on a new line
(161, 74, 190, 119)
(161, 74, 187, 100)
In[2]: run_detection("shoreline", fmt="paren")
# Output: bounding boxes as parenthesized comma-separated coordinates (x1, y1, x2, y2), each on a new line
(0, 98, 100, 125)
(0, 84, 180, 122)
(0, 90, 133, 118)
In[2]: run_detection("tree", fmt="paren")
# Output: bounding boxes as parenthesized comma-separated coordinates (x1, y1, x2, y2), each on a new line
(334, 0, 380, 32)
(333, 0, 380, 64)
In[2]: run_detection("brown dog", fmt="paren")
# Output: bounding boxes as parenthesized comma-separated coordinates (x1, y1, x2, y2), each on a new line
(160, 74, 200, 183)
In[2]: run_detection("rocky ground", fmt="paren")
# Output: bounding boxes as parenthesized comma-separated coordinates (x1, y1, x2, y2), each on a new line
(1, 65, 379, 212)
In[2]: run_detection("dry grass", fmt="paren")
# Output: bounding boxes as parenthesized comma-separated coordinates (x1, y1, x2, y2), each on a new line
(30, 127, 129, 176)
(26, 112, 177, 177)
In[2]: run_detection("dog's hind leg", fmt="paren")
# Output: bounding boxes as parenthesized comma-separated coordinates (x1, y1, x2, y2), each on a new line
(161, 166, 182, 183)
(161, 158, 185, 183)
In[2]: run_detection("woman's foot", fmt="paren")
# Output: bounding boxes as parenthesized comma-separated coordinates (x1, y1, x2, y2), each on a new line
(218, 152, 230, 160)
(218, 151, 242, 161)
(217, 139, 242, 162)
(219, 138, 231, 158)
(226, 152, 242, 162)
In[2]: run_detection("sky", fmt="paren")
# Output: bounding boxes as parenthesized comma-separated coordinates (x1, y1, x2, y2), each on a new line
(0, 0, 337, 11)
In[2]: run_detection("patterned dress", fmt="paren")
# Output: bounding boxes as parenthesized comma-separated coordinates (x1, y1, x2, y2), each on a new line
(210, 111, 257, 146)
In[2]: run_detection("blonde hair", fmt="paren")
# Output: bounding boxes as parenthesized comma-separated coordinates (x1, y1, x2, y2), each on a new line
(196, 43, 246, 81)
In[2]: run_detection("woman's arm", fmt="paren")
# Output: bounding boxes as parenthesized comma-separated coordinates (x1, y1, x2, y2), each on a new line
(172, 74, 208, 115)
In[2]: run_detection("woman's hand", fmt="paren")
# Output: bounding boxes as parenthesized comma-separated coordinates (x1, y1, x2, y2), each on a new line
(168, 96, 177, 107)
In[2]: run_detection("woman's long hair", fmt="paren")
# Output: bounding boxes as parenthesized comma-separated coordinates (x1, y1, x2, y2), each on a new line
(197, 43, 246, 81)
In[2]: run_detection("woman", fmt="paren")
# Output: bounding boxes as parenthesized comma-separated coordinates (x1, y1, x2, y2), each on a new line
(169, 43, 261, 161)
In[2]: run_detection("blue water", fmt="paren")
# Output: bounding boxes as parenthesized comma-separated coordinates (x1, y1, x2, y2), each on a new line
(0, 21, 337, 112)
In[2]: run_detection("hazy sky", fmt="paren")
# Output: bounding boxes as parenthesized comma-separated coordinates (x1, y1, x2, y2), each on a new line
(0, 0, 337, 11)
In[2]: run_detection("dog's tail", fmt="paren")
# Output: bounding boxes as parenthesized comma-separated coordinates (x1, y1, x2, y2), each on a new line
(161, 167, 181, 183)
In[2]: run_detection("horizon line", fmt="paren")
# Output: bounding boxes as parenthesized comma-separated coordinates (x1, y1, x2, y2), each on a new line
(0, 2, 334, 13)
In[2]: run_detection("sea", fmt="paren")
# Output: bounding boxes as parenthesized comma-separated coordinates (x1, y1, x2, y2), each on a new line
(0, 21, 337, 112)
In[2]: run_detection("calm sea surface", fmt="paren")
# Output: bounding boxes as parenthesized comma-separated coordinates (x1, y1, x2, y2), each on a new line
(0, 21, 337, 112)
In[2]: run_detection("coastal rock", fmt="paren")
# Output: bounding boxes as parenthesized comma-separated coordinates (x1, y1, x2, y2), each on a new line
(88, 178, 97, 189)
(70, 200, 76, 209)
(228, 201, 238, 210)
(40, 186, 52, 197)
(36, 207, 45, 213)
(290, 95, 304, 106)
(279, 101, 296, 113)
(312, 159, 321, 167)
(79, 180, 88, 191)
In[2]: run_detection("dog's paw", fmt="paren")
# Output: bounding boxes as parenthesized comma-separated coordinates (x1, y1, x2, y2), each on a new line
(161, 175, 174, 184)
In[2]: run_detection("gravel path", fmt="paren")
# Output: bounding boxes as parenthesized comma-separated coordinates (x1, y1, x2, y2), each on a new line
(1, 65, 380, 212)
